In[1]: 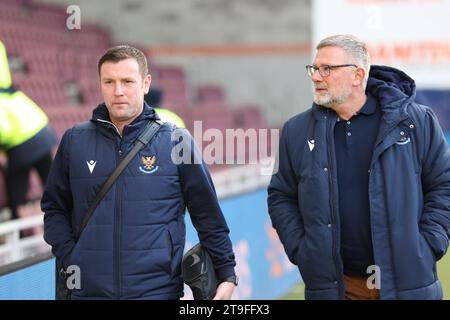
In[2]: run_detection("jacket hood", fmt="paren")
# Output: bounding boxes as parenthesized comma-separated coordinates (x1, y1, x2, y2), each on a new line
(312, 65, 417, 122)
(367, 65, 416, 109)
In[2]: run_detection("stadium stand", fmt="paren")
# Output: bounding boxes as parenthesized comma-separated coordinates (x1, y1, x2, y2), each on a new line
(0, 0, 270, 220)
(0, 3, 273, 285)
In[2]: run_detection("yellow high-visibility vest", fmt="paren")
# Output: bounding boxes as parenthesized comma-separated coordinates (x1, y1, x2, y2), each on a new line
(0, 91, 49, 150)
(154, 108, 186, 128)
(0, 40, 12, 89)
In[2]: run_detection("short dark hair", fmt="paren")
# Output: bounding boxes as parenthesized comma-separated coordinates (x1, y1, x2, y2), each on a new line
(98, 45, 148, 80)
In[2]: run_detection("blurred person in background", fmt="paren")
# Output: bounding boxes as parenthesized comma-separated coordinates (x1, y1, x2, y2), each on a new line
(0, 40, 57, 224)
(144, 87, 186, 128)
(268, 34, 450, 300)
(41, 45, 237, 300)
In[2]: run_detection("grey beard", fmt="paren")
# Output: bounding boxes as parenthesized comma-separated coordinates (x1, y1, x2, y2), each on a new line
(314, 91, 351, 108)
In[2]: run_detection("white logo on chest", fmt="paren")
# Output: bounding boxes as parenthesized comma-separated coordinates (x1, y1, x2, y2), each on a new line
(307, 139, 315, 152)
(86, 160, 97, 174)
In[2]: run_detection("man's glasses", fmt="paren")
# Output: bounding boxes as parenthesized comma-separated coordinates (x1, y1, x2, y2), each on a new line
(306, 64, 358, 78)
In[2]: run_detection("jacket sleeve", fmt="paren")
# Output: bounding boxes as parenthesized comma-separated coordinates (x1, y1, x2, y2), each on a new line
(267, 121, 304, 265)
(419, 108, 450, 260)
(175, 128, 236, 280)
(41, 129, 75, 268)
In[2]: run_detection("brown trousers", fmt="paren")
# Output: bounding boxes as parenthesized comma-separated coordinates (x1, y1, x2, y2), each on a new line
(344, 275, 380, 300)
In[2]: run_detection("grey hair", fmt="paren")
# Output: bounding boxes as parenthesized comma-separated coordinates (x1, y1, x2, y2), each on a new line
(317, 34, 371, 89)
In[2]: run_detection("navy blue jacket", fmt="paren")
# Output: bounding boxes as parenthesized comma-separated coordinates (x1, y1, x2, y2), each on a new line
(268, 65, 450, 300)
(42, 103, 236, 299)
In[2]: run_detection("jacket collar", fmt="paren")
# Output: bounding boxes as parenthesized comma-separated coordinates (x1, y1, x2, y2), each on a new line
(90, 102, 160, 140)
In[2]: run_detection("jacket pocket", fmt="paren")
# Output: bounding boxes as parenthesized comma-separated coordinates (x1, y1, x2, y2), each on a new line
(419, 231, 437, 263)
(295, 237, 314, 286)
(164, 228, 175, 274)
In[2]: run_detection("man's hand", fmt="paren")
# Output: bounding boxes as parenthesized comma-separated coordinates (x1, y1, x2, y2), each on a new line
(212, 281, 235, 300)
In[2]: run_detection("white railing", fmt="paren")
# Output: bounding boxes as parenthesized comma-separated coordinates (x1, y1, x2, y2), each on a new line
(212, 161, 273, 199)
(0, 215, 49, 266)
(0, 158, 274, 266)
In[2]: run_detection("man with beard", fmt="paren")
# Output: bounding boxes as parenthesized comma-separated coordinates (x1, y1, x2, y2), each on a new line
(267, 34, 450, 300)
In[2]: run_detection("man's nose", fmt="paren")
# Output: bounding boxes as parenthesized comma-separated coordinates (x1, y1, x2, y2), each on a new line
(311, 70, 323, 82)
(114, 83, 124, 95)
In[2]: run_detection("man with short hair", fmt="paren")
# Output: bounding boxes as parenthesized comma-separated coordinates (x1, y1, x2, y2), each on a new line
(268, 34, 450, 300)
(42, 45, 237, 299)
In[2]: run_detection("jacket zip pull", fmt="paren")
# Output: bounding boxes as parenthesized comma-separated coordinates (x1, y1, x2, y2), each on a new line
(118, 138, 124, 157)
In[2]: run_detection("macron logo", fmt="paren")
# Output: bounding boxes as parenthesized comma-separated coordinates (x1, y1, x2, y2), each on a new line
(189, 253, 201, 267)
(86, 160, 97, 174)
(307, 139, 315, 152)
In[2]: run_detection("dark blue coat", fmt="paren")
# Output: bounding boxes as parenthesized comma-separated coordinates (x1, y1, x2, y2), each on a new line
(42, 103, 235, 299)
(268, 65, 450, 300)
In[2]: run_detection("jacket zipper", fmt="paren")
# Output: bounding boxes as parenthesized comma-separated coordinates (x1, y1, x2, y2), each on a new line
(96, 118, 124, 299)
(97, 119, 121, 136)
(114, 137, 124, 299)
(325, 112, 344, 298)
(117, 169, 123, 299)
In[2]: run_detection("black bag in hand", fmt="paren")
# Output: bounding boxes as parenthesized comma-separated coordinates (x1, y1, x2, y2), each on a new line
(181, 243, 218, 300)
(55, 260, 71, 300)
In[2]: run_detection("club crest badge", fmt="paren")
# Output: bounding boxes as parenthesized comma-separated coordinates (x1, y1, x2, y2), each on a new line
(139, 155, 159, 174)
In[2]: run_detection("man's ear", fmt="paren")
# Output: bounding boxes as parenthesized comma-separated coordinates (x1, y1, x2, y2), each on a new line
(354, 67, 365, 87)
(143, 74, 152, 93)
